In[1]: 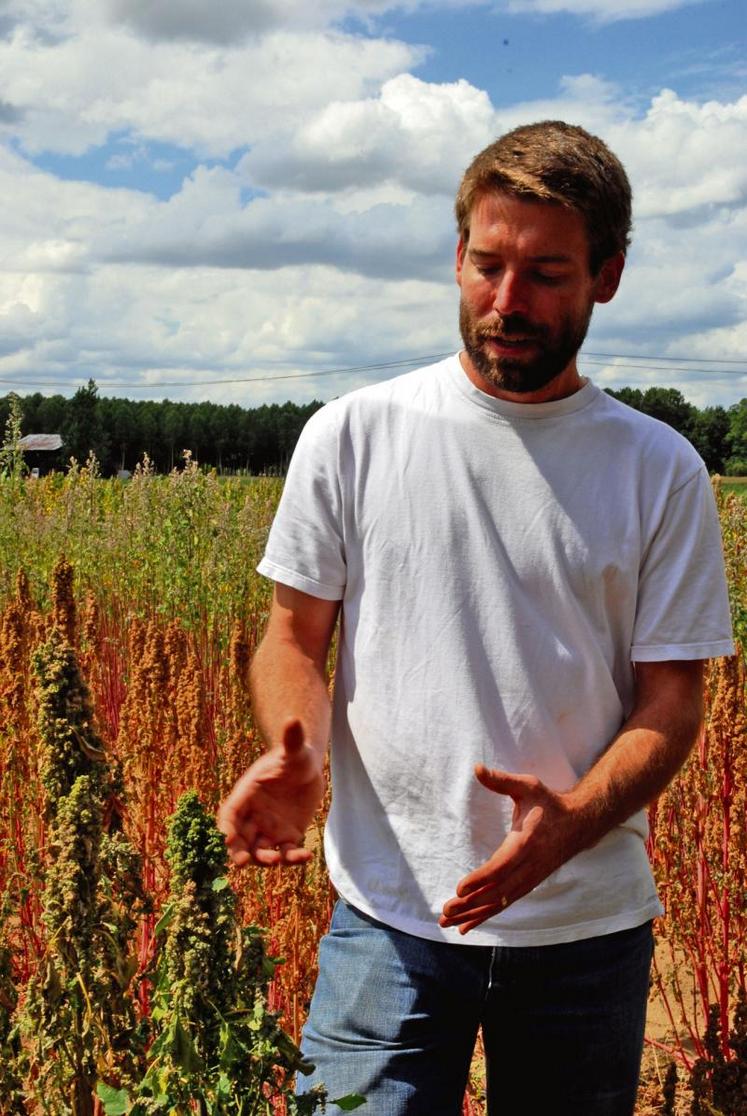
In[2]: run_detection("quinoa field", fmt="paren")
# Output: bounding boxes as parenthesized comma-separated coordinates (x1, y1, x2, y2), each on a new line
(0, 459, 744, 1114)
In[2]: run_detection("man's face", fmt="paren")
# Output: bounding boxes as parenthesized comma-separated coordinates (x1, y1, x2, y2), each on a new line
(456, 192, 623, 400)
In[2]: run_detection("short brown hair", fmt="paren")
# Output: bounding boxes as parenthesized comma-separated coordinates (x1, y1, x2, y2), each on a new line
(455, 120, 632, 274)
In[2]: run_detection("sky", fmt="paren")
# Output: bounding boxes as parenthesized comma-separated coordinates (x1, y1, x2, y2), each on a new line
(0, 0, 745, 411)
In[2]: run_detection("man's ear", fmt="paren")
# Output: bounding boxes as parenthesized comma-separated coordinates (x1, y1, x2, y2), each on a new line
(593, 251, 625, 304)
(456, 236, 466, 287)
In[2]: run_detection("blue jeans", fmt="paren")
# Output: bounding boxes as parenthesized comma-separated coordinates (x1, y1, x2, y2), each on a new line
(298, 900, 653, 1115)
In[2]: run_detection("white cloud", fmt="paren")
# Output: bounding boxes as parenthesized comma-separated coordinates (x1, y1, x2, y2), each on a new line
(0, 0, 72, 38)
(245, 74, 496, 195)
(0, 24, 421, 157)
(0, 0, 744, 412)
(609, 90, 747, 220)
(505, 0, 711, 23)
(0, 144, 150, 273)
(0, 261, 460, 407)
(99, 173, 455, 282)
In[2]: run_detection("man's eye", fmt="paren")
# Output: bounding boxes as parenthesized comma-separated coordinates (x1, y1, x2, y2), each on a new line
(534, 272, 564, 285)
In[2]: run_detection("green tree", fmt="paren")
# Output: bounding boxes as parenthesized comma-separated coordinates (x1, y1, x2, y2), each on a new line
(38, 393, 68, 434)
(161, 400, 187, 472)
(102, 396, 138, 473)
(725, 398, 747, 473)
(63, 379, 109, 465)
(689, 406, 731, 474)
(638, 387, 695, 438)
(605, 386, 644, 410)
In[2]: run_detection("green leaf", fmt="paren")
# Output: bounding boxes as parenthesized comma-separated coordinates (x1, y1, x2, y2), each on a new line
(172, 1016, 205, 1074)
(96, 1083, 130, 1115)
(330, 1095, 366, 1111)
(154, 901, 175, 937)
(216, 1072, 232, 1099)
(211, 876, 230, 892)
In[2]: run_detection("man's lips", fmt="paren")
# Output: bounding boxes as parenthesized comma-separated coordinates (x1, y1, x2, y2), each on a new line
(483, 335, 537, 350)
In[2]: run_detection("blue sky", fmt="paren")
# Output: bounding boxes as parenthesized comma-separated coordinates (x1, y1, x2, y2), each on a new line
(0, 0, 745, 409)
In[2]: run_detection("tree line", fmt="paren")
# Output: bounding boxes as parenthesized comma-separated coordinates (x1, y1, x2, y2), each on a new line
(2, 379, 747, 476)
(3, 381, 324, 476)
(607, 386, 747, 476)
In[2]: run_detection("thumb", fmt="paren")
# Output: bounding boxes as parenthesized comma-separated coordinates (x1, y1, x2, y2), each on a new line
(475, 765, 537, 800)
(282, 718, 305, 756)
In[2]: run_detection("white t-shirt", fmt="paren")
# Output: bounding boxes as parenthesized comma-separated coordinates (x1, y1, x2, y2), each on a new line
(258, 355, 734, 947)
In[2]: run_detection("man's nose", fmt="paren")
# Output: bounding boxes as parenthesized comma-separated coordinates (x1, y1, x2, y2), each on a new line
(492, 270, 529, 316)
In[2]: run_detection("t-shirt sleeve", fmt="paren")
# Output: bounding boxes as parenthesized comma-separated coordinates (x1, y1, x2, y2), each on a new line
(257, 404, 346, 601)
(631, 467, 735, 662)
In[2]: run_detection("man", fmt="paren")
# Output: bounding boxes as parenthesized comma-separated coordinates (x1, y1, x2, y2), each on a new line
(218, 122, 734, 1114)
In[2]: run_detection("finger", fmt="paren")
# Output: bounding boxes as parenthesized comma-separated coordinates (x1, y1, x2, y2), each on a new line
(252, 836, 283, 866)
(458, 916, 493, 935)
(279, 842, 314, 865)
(228, 846, 253, 868)
(456, 864, 506, 898)
(454, 841, 527, 897)
(442, 884, 507, 919)
(439, 898, 509, 930)
(475, 765, 538, 798)
(252, 835, 310, 867)
(282, 718, 305, 755)
(444, 890, 493, 917)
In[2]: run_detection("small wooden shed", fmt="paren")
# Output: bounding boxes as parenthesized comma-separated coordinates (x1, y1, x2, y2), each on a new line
(18, 434, 64, 476)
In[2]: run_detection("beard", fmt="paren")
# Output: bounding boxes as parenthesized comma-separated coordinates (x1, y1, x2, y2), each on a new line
(459, 298, 594, 395)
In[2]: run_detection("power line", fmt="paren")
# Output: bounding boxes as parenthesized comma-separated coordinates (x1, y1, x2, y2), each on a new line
(0, 348, 744, 392)
(583, 352, 746, 365)
(0, 353, 454, 390)
(580, 359, 747, 375)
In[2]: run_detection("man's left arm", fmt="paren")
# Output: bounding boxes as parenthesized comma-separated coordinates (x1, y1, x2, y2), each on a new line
(440, 658, 704, 935)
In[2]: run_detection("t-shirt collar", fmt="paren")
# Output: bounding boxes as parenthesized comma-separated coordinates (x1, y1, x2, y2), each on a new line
(447, 353, 600, 420)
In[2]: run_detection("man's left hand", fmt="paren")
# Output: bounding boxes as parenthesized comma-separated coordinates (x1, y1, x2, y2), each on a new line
(439, 765, 584, 935)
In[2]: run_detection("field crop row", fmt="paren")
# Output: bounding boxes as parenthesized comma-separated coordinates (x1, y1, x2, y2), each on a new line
(0, 463, 744, 1114)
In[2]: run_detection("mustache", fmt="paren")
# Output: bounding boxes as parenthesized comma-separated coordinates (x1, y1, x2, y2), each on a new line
(474, 314, 547, 341)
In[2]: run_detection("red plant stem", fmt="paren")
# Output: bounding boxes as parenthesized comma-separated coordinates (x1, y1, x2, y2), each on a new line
(719, 725, 733, 1057)
(650, 946, 698, 1068)
(645, 1035, 694, 1066)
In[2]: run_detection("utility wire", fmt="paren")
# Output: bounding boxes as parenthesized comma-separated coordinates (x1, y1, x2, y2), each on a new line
(580, 359, 747, 375)
(0, 349, 745, 391)
(583, 352, 746, 365)
(0, 353, 453, 390)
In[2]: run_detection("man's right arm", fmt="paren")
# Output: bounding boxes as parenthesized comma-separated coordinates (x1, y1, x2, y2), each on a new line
(217, 582, 340, 867)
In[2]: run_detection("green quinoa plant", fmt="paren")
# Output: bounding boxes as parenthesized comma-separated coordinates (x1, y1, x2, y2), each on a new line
(689, 991, 747, 1116)
(0, 941, 25, 1112)
(0, 393, 27, 481)
(33, 633, 107, 820)
(104, 791, 362, 1115)
(20, 630, 147, 1114)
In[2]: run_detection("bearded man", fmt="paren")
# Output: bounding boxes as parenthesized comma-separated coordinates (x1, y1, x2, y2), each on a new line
(219, 122, 734, 1115)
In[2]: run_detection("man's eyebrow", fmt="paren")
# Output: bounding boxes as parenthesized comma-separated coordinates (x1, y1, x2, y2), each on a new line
(468, 248, 572, 264)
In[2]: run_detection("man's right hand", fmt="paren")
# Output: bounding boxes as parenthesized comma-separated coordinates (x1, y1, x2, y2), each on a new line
(217, 718, 325, 867)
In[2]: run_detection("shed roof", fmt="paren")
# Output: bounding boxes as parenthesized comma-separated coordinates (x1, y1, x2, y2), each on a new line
(18, 434, 63, 451)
